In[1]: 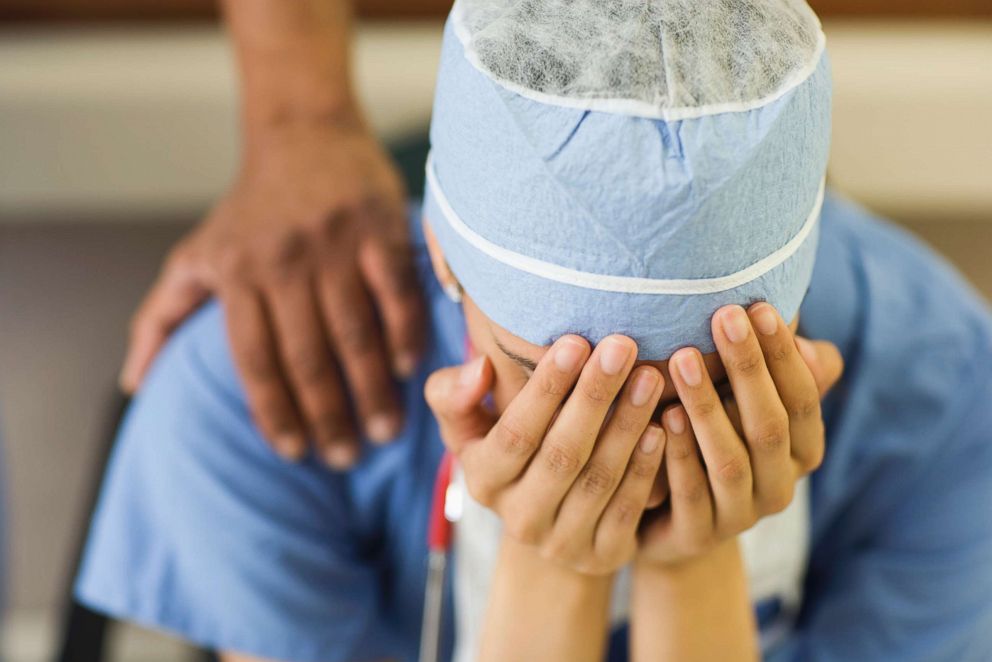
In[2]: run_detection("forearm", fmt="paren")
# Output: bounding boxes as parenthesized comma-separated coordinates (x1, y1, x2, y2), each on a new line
(220, 0, 360, 147)
(479, 537, 613, 662)
(631, 539, 758, 662)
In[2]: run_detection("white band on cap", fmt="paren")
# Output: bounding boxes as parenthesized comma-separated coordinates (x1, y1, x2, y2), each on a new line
(425, 151, 824, 296)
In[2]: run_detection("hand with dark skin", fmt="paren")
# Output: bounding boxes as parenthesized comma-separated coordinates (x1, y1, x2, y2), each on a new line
(119, 0, 425, 467)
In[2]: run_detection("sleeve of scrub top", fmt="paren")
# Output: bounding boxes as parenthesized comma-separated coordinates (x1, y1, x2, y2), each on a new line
(74, 301, 395, 662)
(769, 369, 992, 662)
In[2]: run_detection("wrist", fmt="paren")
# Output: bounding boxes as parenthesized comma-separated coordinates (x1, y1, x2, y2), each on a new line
(635, 537, 742, 581)
(501, 536, 615, 592)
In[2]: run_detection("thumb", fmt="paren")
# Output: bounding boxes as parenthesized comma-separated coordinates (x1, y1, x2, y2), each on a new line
(795, 337, 844, 397)
(120, 253, 210, 393)
(424, 355, 496, 454)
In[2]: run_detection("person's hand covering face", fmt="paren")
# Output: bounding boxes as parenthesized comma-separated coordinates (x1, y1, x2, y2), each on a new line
(425, 302, 842, 574)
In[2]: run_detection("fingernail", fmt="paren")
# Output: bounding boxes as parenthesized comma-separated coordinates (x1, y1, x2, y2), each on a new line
(629, 369, 660, 407)
(275, 433, 306, 461)
(674, 351, 702, 387)
(639, 424, 664, 454)
(459, 355, 484, 387)
(751, 305, 779, 336)
(554, 338, 586, 372)
(665, 407, 687, 435)
(599, 337, 632, 376)
(324, 442, 359, 468)
(366, 413, 400, 443)
(720, 306, 750, 344)
(393, 351, 418, 378)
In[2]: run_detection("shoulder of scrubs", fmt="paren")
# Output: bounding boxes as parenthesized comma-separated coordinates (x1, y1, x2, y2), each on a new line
(773, 193, 992, 661)
(75, 204, 465, 662)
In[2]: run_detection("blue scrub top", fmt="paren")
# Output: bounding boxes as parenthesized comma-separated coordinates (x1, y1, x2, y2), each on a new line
(76, 193, 992, 662)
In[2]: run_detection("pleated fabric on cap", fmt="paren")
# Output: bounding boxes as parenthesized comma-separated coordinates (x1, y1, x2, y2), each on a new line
(424, 0, 832, 358)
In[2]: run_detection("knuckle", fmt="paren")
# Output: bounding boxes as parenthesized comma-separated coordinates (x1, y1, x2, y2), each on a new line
(611, 496, 643, 527)
(539, 536, 575, 564)
(668, 438, 696, 461)
(611, 410, 641, 434)
(287, 346, 331, 385)
(579, 461, 620, 497)
(240, 349, 278, 382)
(332, 319, 375, 356)
(264, 228, 309, 275)
(629, 455, 659, 480)
(494, 419, 538, 458)
(731, 352, 764, 377)
(673, 478, 709, 506)
(687, 398, 718, 419)
(312, 208, 348, 237)
(536, 372, 570, 398)
(766, 343, 792, 364)
(217, 245, 251, 281)
(716, 453, 751, 487)
(542, 443, 582, 476)
(579, 376, 614, 404)
(789, 396, 821, 421)
(750, 419, 789, 454)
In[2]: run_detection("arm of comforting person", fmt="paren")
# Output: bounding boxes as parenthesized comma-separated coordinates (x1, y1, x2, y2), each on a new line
(120, 0, 422, 467)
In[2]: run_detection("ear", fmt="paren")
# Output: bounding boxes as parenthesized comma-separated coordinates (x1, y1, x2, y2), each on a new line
(423, 218, 462, 301)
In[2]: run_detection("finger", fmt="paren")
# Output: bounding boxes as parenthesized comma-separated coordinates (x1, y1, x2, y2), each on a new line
(713, 305, 792, 515)
(647, 458, 670, 509)
(423, 355, 496, 454)
(120, 251, 209, 392)
(550, 366, 664, 561)
(796, 336, 844, 397)
(220, 280, 307, 461)
(594, 424, 666, 565)
(263, 275, 358, 468)
(669, 346, 753, 534)
(460, 335, 589, 506)
(508, 336, 637, 529)
(359, 225, 426, 379)
(318, 268, 402, 444)
(654, 406, 714, 557)
(750, 304, 831, 475)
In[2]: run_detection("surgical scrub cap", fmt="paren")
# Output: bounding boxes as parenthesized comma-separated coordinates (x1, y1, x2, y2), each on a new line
(423, 0, 832, 359)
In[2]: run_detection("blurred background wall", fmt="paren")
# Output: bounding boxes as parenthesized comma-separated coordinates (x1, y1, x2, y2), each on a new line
(0, 1, 990, 659)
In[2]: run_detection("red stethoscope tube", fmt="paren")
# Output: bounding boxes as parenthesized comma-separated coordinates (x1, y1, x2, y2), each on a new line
(419, 450, 455, 662)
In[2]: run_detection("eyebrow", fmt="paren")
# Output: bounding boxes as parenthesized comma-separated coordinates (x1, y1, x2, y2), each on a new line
(492, 335, 539, 372)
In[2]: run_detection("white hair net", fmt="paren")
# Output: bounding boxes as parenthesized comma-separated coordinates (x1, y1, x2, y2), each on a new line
(452, 0, 825, 119)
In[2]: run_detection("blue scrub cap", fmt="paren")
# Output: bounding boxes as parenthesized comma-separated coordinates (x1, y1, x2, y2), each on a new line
(423, 0, 832, 359)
